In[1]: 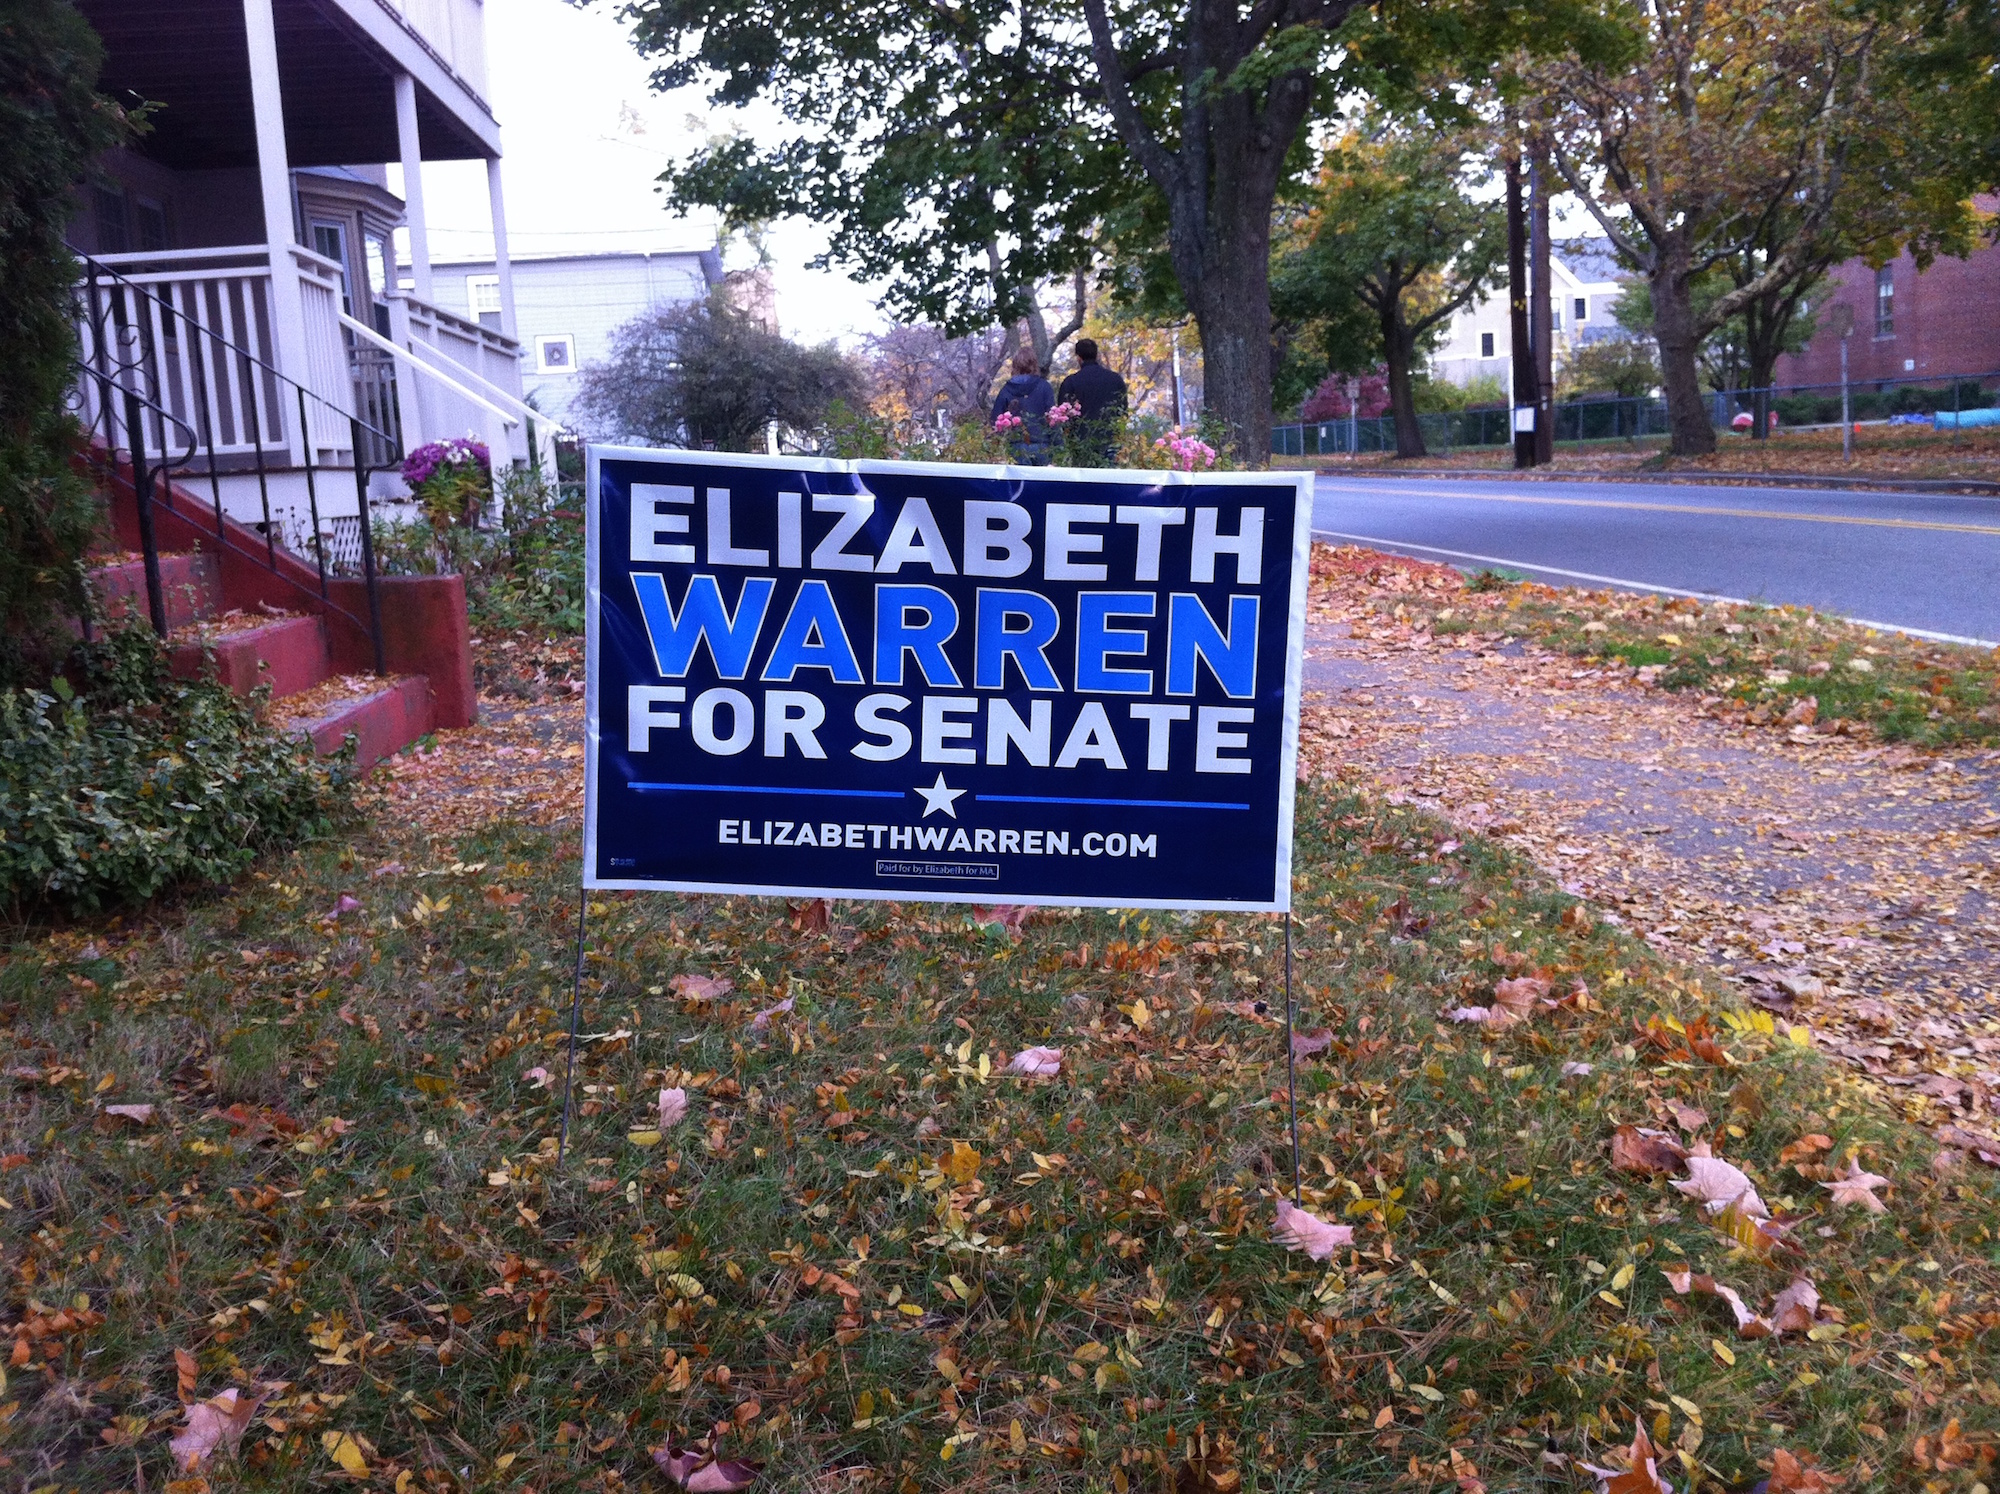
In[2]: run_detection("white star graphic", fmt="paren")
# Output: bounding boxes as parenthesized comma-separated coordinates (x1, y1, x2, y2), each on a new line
(914, 772, 965, 819)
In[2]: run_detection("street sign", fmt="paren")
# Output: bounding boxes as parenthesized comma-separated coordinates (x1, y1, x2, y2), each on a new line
(583, 448, 1312, 911)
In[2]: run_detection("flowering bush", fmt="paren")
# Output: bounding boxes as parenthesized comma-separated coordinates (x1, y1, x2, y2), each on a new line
(992, 411, 1025, 433)
(1045, 401, 1083, 427)
(400, 436, 491, 529)
(1152, 425, 1219, 471)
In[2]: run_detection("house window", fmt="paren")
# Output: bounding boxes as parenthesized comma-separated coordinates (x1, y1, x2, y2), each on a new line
(311, 222, 352, 313)
(467, 275, 503, 330)
(1875, 265, 1894, 337)
(1574, 296, 1588, 323)
(132, 197, 169, 253)
(536, 334, 577, 375)
(1480, 331, 1496, 359)
(365, 236, 388, 297)
(93, 186, 129, 254)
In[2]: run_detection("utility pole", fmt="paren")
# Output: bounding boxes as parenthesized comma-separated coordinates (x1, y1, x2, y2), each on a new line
(1170, 329, 1186, 428)
(1505, 127, 1536, 469)
(1832, 302, 1854, 463)
(1530, 125, 1555, 466)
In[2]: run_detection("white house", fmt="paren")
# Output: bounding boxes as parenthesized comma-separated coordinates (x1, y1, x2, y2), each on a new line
(66, 0, 545, 536)
(428, 247, 725, 430)
(1430, 239, 1631, 389)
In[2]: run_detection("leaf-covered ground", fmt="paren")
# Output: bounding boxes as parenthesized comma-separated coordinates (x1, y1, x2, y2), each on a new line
(1278, 424, 2000, 485)
(6, 769, 2000, 1492)
(1314, 544, 2000, 750)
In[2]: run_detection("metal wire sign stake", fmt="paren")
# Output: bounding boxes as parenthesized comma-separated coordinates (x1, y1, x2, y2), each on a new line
(559, 446, 1314, 1164)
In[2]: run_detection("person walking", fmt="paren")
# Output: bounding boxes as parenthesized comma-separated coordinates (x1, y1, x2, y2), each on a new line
(1057, 337, 1128, 460)
(990, 348, 1056, 464)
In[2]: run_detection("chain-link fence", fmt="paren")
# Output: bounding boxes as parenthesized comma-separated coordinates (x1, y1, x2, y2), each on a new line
(1274, 369, 2000, 456)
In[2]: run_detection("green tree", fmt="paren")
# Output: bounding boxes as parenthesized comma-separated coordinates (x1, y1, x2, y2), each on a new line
(1556, 334, 1658, 400)
(572, 294, 868, 453)
(0, 0, 132, 684)
(1542, 0, 1984, 457)
(1274, 125, 1506, 458)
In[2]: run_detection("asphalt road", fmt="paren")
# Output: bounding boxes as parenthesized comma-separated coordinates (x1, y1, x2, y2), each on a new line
(1312, 473, 2000, 645)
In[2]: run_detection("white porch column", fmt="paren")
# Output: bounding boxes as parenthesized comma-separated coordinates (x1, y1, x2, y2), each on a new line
(485, 156, 518, 340)
(242, 0, 309, 463)
(394, 72, 433, 302)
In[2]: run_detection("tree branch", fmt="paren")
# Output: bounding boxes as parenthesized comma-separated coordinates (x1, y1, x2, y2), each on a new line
(1080, 0, 1182, 197)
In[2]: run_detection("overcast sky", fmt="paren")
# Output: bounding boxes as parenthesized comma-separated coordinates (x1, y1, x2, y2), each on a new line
(415, 0, 888, 345)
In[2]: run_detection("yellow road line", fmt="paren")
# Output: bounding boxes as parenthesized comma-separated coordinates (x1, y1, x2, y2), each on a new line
(1322, 485, 2000, 537)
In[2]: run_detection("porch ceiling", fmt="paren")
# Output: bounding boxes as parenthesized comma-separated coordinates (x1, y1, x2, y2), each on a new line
(77, 0, 493, 171)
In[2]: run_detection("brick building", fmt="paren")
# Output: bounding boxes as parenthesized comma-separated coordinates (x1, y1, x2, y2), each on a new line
(1776, 206, 2000, 390)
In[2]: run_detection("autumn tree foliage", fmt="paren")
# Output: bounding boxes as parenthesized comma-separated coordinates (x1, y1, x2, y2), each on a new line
(1539, 0, 1986, 457)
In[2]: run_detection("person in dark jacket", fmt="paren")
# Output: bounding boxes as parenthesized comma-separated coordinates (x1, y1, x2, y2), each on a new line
(1056, 338, 1128, 460)
(989, 348, 1056, 463)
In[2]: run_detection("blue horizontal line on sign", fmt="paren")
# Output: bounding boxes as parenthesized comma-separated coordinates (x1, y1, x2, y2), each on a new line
(974, 793, 1250, 811)
(628, 782, 907, 800)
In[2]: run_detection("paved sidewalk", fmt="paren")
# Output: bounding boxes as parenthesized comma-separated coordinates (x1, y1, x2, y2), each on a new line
(1298, 616, 2000, 1134)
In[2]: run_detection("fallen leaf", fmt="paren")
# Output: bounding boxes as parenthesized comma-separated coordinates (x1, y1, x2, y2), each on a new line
(1661, 1265, 1772, 1338)
(331, 894, 363, 917)
(522, 1067, 552, 1089)
(670, 973, 735, 1002)
(788, 897, 828, 934)
(1779, 1133, 1834, 1165)
(971, 904, 1032, 937)
(1769, 1276, 1822, 1334)
(658, 1087, 689, 1128)
(1611, 1125, 1686, 1176)
(1766, 1447, 1844, 1492)
(1673, 1155, 1770, 1218)
(1447, 1006, 1493, 1024)
(1290, 1029, 1333, 1058)
(170, 1389, 266, 1471)
(1580, 1422, 1674, 1494)
(654, 1445, 761, 1491)
(322, 1430, 369, 1475)
(1004, 1046, 1063, 1077)
(1666, 1101, 1707, 1135)
(104, 1103, 155, 1124)
(940, 1140, 983, 1183)
(1271, 1198, 1354, 1260)
(1492, 973, 1552, 1018)
(1561, 1062, 1595, 1079)
(750, 996, 794, 1031)
(1821, 1156, 1889, 1213)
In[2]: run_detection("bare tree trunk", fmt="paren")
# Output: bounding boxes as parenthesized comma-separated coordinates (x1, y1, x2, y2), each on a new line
(1382, 308, 1427, 460)
(1506, 143, 1536, 470)
(1651, 256, 1717, 456)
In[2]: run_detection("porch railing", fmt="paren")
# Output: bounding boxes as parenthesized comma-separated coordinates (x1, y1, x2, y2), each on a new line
(71, 251, 390, 672)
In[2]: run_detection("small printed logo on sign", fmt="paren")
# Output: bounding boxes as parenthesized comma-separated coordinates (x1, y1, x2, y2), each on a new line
(875, 859, 1000, 881)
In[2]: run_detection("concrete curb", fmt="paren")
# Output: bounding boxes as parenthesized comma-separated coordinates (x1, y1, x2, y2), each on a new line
(1314, 466, 2000, 498)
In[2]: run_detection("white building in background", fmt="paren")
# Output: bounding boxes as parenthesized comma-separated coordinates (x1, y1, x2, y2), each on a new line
(427, 247, 724, 430)
(1430, 239, 1632, 389)
(66, 0, 546, 530)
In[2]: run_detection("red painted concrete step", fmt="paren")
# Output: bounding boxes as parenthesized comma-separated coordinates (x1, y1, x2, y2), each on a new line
(280, 675, 435, 772)
(170, 615, 330, 700)
(92, 552, 220, 630)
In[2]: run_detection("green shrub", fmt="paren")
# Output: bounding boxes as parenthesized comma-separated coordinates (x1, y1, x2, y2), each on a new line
(369, 467, 585, 636)
(0, 629, 348, 915)
(0, 0, 137, 685)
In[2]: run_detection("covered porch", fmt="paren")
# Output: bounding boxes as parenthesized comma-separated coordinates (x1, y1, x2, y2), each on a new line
(68, 0, 549, 543)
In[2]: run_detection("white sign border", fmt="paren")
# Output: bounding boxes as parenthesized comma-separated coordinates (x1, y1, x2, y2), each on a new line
(581, 444, 1312, 913)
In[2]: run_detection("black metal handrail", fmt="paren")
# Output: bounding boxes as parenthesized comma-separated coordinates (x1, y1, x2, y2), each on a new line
(70, 251, 390, 673)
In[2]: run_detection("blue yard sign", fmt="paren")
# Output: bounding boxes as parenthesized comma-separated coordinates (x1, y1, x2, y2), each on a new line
(583, 449, 1312, 911)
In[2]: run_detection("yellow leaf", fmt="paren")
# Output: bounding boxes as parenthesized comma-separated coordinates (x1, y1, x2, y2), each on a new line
(1610, 1263, 1635, 1291)
(1094, 1361, 1128, 1392)
(1127, 998, 1151, 1029)
(1010, 1419, 1027, 1455)
(948, 1274, 974, 1302)
(322, 1431, 369, 1475)
(1598, 1290, 1624, 1308)
(942, 1141, 982, 1184)
(494, 1452, 517, 1472)
(1788, 1025, 1812, 1047)
(855, 1390, 875, 1424)
(1410, 1383, 1445, 1402)
(664, 1273, 704, 1298)
(1711, 1339, 1735, 1366)
(1670, 1395, 1702, 1424)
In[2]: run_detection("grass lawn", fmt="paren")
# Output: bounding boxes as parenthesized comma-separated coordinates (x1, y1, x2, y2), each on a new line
(1272, 422, 2000, 483)
(5, 770, 1999, 1493)
(1317, 545, 2000, 750)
